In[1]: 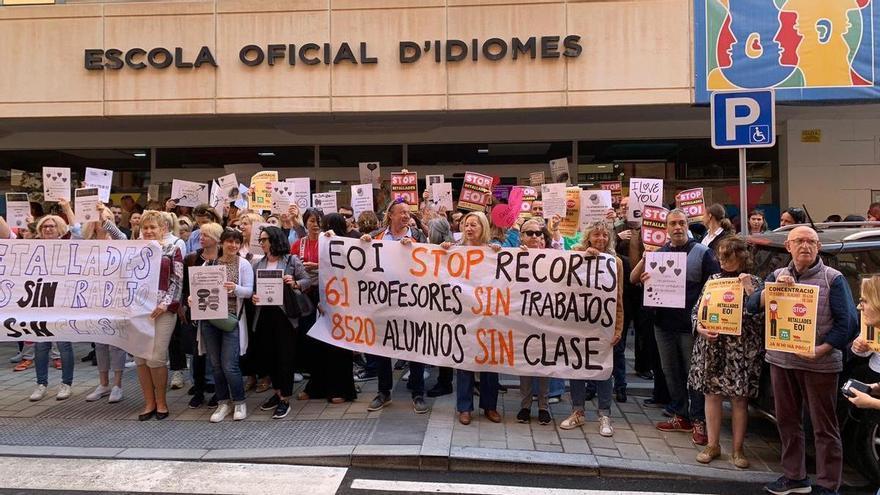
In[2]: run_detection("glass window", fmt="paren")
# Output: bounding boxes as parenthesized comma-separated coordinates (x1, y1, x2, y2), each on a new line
(408, 142, 572, 166)
(319, 145, 402, 168)
(156, 146, 314, 169)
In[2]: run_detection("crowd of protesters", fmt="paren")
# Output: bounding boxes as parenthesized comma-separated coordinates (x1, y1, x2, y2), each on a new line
(1, 185, 879, 495)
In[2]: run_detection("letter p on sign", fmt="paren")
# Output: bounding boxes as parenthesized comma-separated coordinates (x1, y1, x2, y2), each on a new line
(711, 90, 775, 149)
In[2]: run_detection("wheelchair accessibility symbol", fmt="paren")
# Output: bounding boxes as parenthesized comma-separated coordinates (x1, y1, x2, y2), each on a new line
(749, 125, 769, 144)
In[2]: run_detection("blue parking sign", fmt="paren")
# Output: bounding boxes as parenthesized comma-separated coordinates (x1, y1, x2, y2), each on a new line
(711, 90, 775, 149)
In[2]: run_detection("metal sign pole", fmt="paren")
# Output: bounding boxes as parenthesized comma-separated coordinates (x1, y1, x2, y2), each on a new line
(739, 148, 748, 235)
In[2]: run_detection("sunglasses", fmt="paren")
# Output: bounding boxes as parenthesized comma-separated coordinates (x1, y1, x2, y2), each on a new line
(522, 230, 543, 237)
(341, 213, 353, 219)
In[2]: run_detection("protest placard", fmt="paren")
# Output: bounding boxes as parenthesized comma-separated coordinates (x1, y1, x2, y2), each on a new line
(600, 181, 622, 204)
(698, 278, 744, 335)
(249, 170, 278, 211)
(861, 310, 880, 352)
(359, 162, 381, 189)
(189, 265, 229, 321)
(248, 221, 270, 257)
(74, 187, 100, 224)
(425, 174, 444, 202)
(312, 191, 338, 214)
(490, 187, 524, 229)
(519, 186, 537, 218)
(84, 167, 113, 203)
(286, 177, 311, 210)
(0, 240, 162, 361)
(628, 178, 663, 223)
(676, 188, 705, 222)
(308, 237, 618, 379)
(529, 172, 545, 186)
(643, 251, 687, 308)
(430, 182, 453, 211)
(270, 181, 295, 215)
(458, 171, 492, 212)
(42, 167, 71, 202)
(391, 172, 419, 212)
(540, 183, 567, 219)
(171, 179, 209, 208)
(256, 269, 284, 306)
(559, 187, 582, 237)
(351, 184, 375, 220)
(5, 193, 30, 229)
(765, 282, 818, 355)
(579, 190, 612, 229)
(549, 158, 571, 184)
(217, 173, 239, 202)
(641, 205, 669, 250)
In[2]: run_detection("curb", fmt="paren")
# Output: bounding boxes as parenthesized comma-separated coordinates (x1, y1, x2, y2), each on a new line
(0, 444, 780, 483)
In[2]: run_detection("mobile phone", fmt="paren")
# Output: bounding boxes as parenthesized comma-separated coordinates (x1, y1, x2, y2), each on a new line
(841, 378, 871, 398)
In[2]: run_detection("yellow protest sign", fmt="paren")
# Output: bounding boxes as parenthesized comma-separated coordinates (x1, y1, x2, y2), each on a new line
(764, 282, 818, 355)
(249, 170, 278, 212)
(861, 310, 880, 352)
(698, 278, 743, 335)
(558, 186, 582, 237)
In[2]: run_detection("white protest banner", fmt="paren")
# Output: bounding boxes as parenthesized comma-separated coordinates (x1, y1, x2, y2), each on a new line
(0, 240, 162, 361)
(270, 181, 295, 215)
(628, 178, 663, 223)
(312, 191, 338, 214)
(430, 182, 453, 211)
(549, 158, 571, 184)
(676, 188, 705, 222)
(171, 179, 209, 207)
(351, 184, 374, 220)
(74, 187, 100, 224)
(249, 170, 278, 212)
(217, 173, 239, 202)
(256, 269, 284, 306)
(188, 265, 228, 321)
(580, 190, 613, 229)
(529, 171, 545, 186)
(643, 251, 687, 308)
(641, 205, 669, 250)
(42, 167, 71, 202)
(286, 177, 311, 209)
(359, 162, 381, 189)
(84, 167, 113, 203)
(5, 193, 30, 229)
(540, 183, 567, 219)
(248, 221, 270, 257)
(308, 236, 618, 379)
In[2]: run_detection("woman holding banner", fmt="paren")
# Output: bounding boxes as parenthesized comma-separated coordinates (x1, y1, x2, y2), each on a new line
(560, 221, 624, 437)
(252, 226, 311, 419)
(136, 211, 183, 421)
(440, 211, 503, 425)
(688, 236, 763, 468)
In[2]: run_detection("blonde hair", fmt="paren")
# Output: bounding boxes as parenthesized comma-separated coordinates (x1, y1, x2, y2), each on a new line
(178, 216, 194, 232)
(140, 210, 166, 232)
(199, 222, 224, 243)
(862, 276, 880, 318)
(461, 211, 491, 246)
(577, 221, 616, 255)
(35, 215, 69, 239)
(159, 211, 179, 236)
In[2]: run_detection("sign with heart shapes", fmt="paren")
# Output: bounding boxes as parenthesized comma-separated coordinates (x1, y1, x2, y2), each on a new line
(270, 181, 295, 214)
(643, 251, 687, 308)
(359, 162, 381, 189)
(42, 167, 71, 202)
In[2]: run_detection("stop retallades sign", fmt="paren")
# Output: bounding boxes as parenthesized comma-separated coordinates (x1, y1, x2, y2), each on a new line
(641, 205, 669, 249)
(675, 187, 704, 222)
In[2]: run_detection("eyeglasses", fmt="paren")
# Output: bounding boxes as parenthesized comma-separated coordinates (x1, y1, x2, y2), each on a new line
(40, 224, 57, 230)
(258, 237, 270, 243)
(522, 230, 543, 237)
(788, 238, 818, 247)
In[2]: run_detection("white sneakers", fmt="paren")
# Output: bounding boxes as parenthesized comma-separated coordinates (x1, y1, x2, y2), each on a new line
(86, 385, 111, 402)
(169, 370, 185, 390)
(211, 402, 247, 422)
(56, 384, 71, 401)
(210, 403, 231, 423)
(29, 384, 47, 402)
(233, 403, 247, 421)
(599, 415, 614, 437)
(108, 386, 124, 403)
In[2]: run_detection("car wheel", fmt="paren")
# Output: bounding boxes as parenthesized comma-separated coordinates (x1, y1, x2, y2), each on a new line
(856, 416, 880, 484)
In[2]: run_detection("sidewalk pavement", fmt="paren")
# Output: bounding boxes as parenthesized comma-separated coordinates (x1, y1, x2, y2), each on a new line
(0, 342, 853, 485)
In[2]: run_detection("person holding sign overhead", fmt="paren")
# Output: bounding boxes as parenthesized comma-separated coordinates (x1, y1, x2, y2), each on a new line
(687, 237, 764, 468)
(135, 211, 184, 421)
(439, 211, 503, 425)
(746, 226, 858, 495)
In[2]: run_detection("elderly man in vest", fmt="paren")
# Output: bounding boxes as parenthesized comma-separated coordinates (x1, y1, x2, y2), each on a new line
(749, 226, 858, 495)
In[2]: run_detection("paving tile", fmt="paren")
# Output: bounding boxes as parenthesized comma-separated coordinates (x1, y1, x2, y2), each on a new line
(639, 437, 674, 456)
(530, 429, 561, 445)
(612, 429, 640, 444)
(616, 442, 649, 460)
(505, 435, 535, 451)
(560, 437, 591, 454)
(479, 440, 507, 449)
(534, 443, 564, 453)
(592, 447, 620, 457)
(631, 423, 663, 438)
(585, 433, 616, 450)
(556, 426, 586, 439)
(664, 432, 698, 449)
(673, 446, 703, 465)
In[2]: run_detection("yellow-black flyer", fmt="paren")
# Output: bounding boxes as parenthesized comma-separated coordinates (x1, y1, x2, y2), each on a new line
(698, 278, 743, 335)
(764, 282, 818, 355)
(861, 310, 880, 352)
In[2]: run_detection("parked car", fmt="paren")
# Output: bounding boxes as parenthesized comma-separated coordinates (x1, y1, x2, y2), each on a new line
(747, 222, 880, 484)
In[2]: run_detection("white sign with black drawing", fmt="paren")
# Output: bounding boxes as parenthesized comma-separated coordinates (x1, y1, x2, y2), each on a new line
(425, 174, 444, 203)
(42, 167, 71, 202)
(188, 265, 229, 321)
(430, 182, 454, 211)
(540, 183, 567, 219)
(74, 188, 100, 224)
(270, 181, 295, 215)
(5, 193, 30, 229)
(549, 158, 571, 185)
(256, 269, 284, 306)
(84, 167, 113, 203)
(286, 178, 311, 209)
(359, 162, 381, 189)
(171, 180, 210, 208)
(217, 173, 239, 202)
(312, 192, 338, 214)
(643, 251, 687, 309)
(628, 178, 664, 223)
(351, 184, 374, 221)
(579, 190, 613, 229)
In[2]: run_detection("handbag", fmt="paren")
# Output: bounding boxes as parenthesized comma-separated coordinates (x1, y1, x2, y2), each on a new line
(282, 254, 314, 318)
(209, 304, 244, 332)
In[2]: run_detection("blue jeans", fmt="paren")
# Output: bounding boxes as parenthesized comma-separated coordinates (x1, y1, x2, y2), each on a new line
(654, 326, 704, 422)
(612, 327, 628, 392)
(571, 377, 613, 416)
(35, 341, 73, 386)
(456, 370, 499, 412)
(201, 322, 245, 403)
(549, 378, 565, 397)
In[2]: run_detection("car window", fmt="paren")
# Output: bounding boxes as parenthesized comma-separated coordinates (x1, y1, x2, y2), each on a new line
(752, 246, 790, 281)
